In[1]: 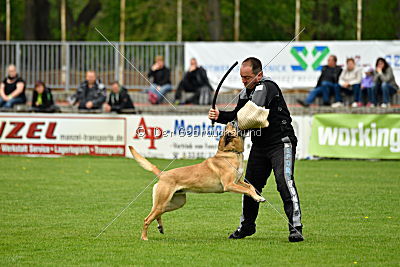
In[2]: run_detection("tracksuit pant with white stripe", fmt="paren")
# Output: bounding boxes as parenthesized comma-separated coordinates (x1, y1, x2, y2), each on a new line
(240, 137, 302, 231)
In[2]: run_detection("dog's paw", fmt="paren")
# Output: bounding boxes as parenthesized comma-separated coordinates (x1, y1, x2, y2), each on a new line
(255, 196, 266, 203)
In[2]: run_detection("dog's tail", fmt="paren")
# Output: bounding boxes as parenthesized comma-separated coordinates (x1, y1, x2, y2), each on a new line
(128, 146, 161, 177)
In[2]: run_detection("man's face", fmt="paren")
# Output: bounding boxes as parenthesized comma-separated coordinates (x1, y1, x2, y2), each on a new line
(240, 64, 262, 89)
(347, 60, 355, 71)
(190, 58, 197, 68)
(327, 56, 336, 68)
(86, 72, 96, 84)
(111, 83, 119, 93)
(156, 59, 164, 68)
(8, 66, 17, 78)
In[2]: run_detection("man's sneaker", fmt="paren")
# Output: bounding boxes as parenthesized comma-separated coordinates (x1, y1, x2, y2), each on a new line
(366, 102, 375, 108)
(228, 227, 256, 239)
(380, 103, 389, 108)
(331, 102, 344, 108)
(148, 92, 159, 104)
(288, 227, 304, 242)
(296, 99, 309, 108)
(351, 102, 359, 108)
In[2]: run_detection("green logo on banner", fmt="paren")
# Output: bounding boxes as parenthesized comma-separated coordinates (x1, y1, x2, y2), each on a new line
(290, 46, 330, 71)
(309, 114, 400, 159)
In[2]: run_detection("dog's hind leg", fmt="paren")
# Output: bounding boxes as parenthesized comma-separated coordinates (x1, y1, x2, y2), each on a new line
(156, 216, 164, 234)
(141, 182, 175, 241)
(156, 193, 186, 234)
(165, 193, 186, 212)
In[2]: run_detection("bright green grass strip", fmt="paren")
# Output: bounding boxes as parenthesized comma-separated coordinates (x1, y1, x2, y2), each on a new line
(0, 156, 399, 266)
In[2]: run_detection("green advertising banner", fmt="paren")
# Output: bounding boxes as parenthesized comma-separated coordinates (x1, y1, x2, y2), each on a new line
(309, 114, 400, 159)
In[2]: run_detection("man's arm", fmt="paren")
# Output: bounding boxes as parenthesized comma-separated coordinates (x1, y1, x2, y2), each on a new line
(74, 84, 85, 105)
(120, 90, 135, 109)
(8, 82, 24, 99)
(209, 95, 243, 125)
(338, 70, 346, 87)
(216, 105, 242, 124)
(92, 86, 106, 108)
(316, 66, 327, 87)
(0, 82, 7, 100)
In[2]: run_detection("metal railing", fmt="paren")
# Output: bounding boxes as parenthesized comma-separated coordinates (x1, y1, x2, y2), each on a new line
(0, 41, 184, 90)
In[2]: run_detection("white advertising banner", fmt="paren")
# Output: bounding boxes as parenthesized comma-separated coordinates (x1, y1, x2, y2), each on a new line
(0, 113, 312, 159)
(125, 115, 311, 160)
(0, 113, 126, 156)
(185, 41, 400, 90)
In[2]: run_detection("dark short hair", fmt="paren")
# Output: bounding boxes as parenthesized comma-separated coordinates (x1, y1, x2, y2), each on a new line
(242, 57, 262, 75)
(346, 58, 355, 64)
(34, 80, 46, 89)
(111, 81, 119, 86)
(330, 55, 338, 63)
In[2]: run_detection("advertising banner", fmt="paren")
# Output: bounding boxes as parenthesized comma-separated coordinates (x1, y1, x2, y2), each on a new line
(309, 114, 400, 159)
(0, 113, 311, 159)
(0, 113, 126, 156)
(185, 41, 400, 91)
(125, 115, 309, 160)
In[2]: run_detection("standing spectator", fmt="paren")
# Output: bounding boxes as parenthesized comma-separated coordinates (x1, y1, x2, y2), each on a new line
(0, 64, 26, 108)
(31, 81, 58, 113)
(72, 70, 106, 110)
(372, 58, 398, 108)
(104, 81, 135, 113)
(174, 58, 212, 105)
(332, 58, 362, 108)
(297, 55, 342, 107)
(361, 67, 375, 107)
(147, 55, 172, 104)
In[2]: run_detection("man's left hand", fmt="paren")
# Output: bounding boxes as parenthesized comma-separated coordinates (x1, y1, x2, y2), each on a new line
(86, 101, 94, 109)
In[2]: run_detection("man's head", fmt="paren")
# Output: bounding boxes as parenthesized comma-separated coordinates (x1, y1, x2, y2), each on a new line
(327, 55, 337, 68)
(7, 64, 17, 79)
(190, 58, 198, 68)
(86, 70, 96, 84)
(240, 57, 263, 90)
(346, 58, 355, 71)
(111, 81, 120, 93)
(155, 55, 165, 68)
(34, 81, 45, 94)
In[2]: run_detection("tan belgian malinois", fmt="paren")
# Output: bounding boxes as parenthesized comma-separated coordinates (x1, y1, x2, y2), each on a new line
(129, 122, 265, 240)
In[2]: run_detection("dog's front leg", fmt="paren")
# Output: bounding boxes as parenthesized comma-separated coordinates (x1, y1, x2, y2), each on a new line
(222, 175, 265, 202)
(237, 180, 258, 195)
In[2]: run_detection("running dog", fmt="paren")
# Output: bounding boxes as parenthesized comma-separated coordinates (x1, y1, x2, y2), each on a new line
(129, 122, 265, 240)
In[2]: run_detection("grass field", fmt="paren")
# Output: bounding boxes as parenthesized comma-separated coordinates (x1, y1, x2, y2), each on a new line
(0, 156, 399, 266)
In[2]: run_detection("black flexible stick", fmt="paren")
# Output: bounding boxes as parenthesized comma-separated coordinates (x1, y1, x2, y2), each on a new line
(211, 61, 238, 126)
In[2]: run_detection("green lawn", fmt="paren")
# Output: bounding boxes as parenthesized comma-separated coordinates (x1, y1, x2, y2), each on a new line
(0, 156, 399, 266)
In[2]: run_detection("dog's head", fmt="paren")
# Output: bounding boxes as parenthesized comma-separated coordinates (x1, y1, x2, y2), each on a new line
(218, 122, 244, 153)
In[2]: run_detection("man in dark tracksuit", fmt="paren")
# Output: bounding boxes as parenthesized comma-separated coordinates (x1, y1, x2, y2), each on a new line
(208, 57, 303, 242)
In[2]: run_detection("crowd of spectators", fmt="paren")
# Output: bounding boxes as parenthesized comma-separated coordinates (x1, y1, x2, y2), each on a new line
(0, 54, 398, 113)
(297, 55, 398, 108)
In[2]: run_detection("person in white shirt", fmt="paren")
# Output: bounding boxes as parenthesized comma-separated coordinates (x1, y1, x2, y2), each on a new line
(331, 58, 362, 108)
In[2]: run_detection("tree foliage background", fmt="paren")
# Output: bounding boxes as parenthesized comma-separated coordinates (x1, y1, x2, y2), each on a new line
(0, 0, 398, 41)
